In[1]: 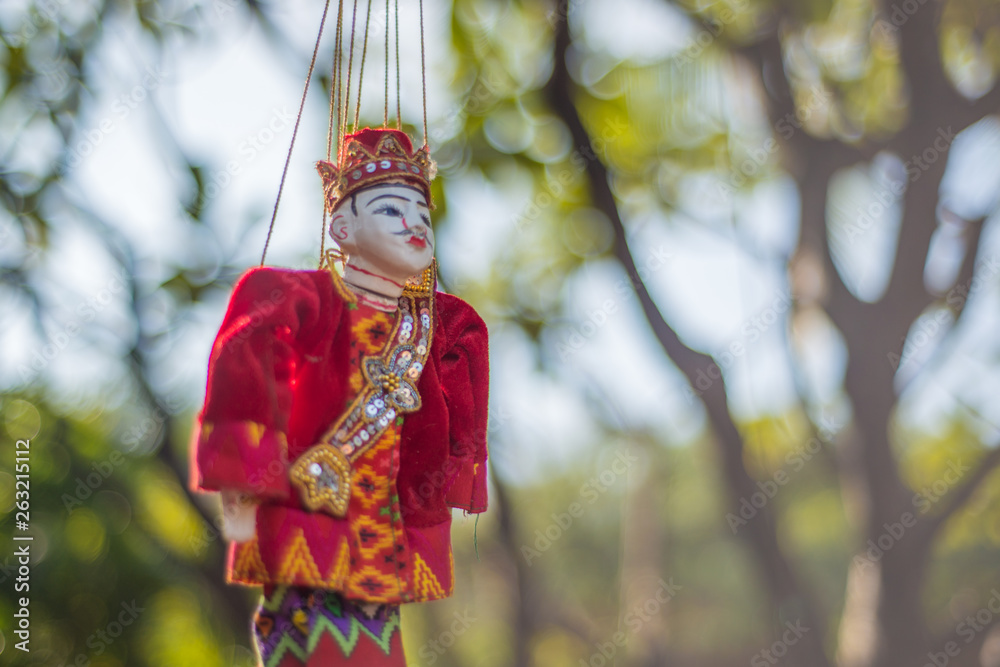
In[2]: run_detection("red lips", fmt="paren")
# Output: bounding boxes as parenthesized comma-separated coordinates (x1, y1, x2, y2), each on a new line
(407, 236, 427, 248)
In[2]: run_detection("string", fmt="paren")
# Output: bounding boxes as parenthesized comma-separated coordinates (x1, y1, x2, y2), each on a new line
(318, 210, 328, 267)
(333, 3, 345, 153)
(326, 0, 345, 161)
(395, 0, 401, 129)
(383, 0, 389, 126)
(321, 0, 347, 267)
(353, 0, 373, 129)
(474, 514, 481, 562)
(418, 0, 428, 144)
(261, 0, 333, 266)
(341, 0, 360, 142)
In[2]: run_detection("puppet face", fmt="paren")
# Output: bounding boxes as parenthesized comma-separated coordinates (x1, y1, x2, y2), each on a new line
(331, 182, 435, 283)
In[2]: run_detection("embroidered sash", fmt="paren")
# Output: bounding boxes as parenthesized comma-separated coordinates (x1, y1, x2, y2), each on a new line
(291, 266, 436, 518)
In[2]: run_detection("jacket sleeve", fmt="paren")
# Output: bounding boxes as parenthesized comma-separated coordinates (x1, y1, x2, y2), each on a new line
(437, 293, 490, 513)
(190, 268, 336, 499)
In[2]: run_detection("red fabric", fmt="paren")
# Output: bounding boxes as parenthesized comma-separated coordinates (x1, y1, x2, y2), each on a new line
(191, 267, 488, 603)
(192, 269, 339, 498)
(192, 421, 290, 498)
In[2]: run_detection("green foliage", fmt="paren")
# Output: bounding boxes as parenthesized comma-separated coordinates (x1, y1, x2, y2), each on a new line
(3, 0, 1000, 665)
(0, 394, 249, 666)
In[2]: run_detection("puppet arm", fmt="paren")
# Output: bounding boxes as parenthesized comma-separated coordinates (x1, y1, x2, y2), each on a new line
(191, 268, 333, 506)
(220, 490, 258, 542)
(438, 293, 490, 514)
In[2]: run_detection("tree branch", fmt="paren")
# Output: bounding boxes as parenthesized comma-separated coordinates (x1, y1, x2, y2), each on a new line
(918, 430, 1000, 547)
(729, 17, 867, 337)
(490, 468, 535, 667)
(545, 4, 831, 665)
(729, 8, 918, 539)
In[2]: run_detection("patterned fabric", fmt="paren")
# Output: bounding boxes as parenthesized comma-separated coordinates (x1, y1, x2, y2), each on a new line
(253, 586, 404, 667)
(228, 302, 447, 602)
(192, 267, 489, 603)
(230, 304, 418, 601)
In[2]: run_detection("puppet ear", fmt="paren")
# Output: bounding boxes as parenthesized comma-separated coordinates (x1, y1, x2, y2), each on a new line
(329, 204, 358, 254)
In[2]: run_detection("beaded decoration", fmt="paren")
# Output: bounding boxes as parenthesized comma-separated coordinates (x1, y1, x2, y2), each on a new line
(316, 130, 437, 215)
(290, 263, 437, 518)
(289, 444, 352, 517)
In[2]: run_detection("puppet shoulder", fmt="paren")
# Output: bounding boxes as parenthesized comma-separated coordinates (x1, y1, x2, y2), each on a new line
(434, 291, 488, 350)
(228, 266, 351, 306)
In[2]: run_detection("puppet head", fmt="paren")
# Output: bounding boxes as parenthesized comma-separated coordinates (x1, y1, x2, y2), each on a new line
(317, 129, 437, 285)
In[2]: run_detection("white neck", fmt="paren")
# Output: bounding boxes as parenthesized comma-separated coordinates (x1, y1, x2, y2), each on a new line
(343, 260, 405, 306)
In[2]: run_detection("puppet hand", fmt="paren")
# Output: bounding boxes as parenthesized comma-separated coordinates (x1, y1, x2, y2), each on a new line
(221, 489, 259, 543)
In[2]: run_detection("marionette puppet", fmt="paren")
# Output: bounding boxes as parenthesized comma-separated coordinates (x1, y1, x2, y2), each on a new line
(189, 5, 488, 666)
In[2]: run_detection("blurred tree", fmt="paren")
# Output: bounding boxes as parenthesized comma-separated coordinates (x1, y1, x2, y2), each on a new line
(3, 0, 1000, 666)
(0, 1, 288, 665)
(446, 0, 1000, 665)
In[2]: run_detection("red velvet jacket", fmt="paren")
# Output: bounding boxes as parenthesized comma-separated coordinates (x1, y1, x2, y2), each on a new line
(190, 266, 488, 603)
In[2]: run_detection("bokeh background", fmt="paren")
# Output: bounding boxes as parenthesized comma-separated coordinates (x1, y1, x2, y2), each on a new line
(3, 0, 1000, 665)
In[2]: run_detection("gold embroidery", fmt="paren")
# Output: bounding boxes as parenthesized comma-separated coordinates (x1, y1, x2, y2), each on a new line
(290, 267, 436, 522)
(247, 422, 266, 448)
(289, 444, 352, 518)
(325, 538, 351, 588)
(412, 554, 446, 600)
(321, 289, 435, 463)
(277, 528, 323, 585)
(231, 537, 268, 583)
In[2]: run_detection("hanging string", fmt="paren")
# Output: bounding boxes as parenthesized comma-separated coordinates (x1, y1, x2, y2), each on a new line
(473, 514, 481, 562)
(263, 0, 419, 265)
(321, 0, 347, 267)
(340, 0, 361, 142)
(318, 216, 328, 268)
(395, 0, 401, 129)
(418, 0, 428, 145)
(334, 2, 346, 154)
(383, 0, 390, 126)
(261, 0, 334, 266)
(353, 0, 373, 129)
(326, 0, 346, 161)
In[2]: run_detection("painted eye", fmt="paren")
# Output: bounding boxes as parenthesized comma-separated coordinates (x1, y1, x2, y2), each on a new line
(419, 214, 431, 227)
(375, 204, 403, 217)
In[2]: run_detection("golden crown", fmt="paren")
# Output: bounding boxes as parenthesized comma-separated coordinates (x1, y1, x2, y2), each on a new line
(316, 128, 437, 213)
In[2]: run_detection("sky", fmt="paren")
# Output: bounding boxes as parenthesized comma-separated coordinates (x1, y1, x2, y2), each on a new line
(3, 0, 1000, 482)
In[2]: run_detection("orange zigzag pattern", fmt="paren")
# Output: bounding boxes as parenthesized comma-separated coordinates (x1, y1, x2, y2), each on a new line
(325, 538, 351, 588)
(412, 553, 447, 600)
(277, 528, 323, 586)
(231, 537, 268, 583)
